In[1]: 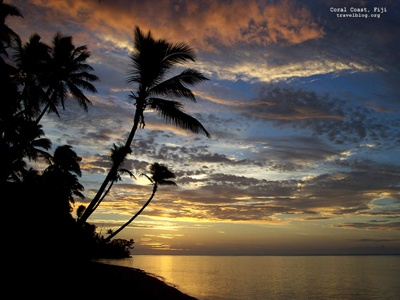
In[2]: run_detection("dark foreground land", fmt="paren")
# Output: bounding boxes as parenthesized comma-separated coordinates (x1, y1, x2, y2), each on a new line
(83, 262, 198, 299)
(13, 261, 198, 299)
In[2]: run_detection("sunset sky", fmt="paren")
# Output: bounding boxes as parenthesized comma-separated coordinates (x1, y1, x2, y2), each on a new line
(9, 0, 400, 255)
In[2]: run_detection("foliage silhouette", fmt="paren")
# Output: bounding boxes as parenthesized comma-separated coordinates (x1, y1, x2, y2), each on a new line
(3, 2, 210, 262)
(87, 143, 136, 214)
(14, 34, 50, 120)
(105, 163, 176, 242)
(35, 32, 99, 124)
(42, 145, 85, 214)
(79, 26, 210, 225)
(0, 0, 22, 57)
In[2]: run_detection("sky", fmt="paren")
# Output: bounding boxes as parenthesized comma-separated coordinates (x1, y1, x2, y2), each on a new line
(8, 0, 400, 255)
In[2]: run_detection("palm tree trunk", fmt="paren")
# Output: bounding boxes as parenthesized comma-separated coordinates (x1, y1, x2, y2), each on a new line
(77, 167, 117, 225)
(35, 102, 50, 124)
(78, 104, 144, 225)
(35, 88, 54, 124)
(92, 179, 114, 212)
(104, 183, 157, 242)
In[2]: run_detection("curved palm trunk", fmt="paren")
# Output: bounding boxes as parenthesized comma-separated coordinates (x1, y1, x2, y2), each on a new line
(78, 102, 144, 225)
(92, 179, 115, 212)
(77, 161, 118, 225)
(104, 183, 157, 242)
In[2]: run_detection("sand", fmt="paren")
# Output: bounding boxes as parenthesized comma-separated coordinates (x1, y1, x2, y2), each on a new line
(13, 260, 198, 299)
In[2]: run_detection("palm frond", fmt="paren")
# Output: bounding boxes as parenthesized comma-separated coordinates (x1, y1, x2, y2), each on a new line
(140, 173, 154, 183)
(119, 168, 137, 180)
(110, 144, 132, 168)
(66, 80, 92, 111)
(161, 42, 196, 65)
(149, 68, 209, 101)
(128, 26, 197, 87)
(149, 163, 176, 183)
(159, 180, 177, 186)
(70, 75, 99, 91)
(52, 145, 82, 177)
(32, 138, 52, 151)
(1, 2, 23, 17)
(0, 2, 23, 49)
(148, 98, 211, 138)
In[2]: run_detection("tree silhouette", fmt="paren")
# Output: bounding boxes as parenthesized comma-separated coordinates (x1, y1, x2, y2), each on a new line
(86, 144, 136, 214)
(41, 145, 84, 215)
(0, 0, 22, 57)
(104, 163, 176, 242)
(14, 34, 50, 120)
(1, 113, 51, 183)
(79, 26, 210, 225)
(35, 32, 99, 124)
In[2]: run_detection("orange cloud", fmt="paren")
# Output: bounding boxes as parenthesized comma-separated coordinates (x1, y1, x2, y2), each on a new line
(27, 0, 324, 51)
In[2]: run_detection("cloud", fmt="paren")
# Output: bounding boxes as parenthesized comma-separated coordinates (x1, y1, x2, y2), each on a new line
(301, 216, 334, 220)
(12, 0, 400, 91)
(262, 135, 341, 163)
(333, 222, 400, 231)
(193, 1, 400, 89)
(348, 238, 400, 243)
(23, 0, 323, 51)
(207, 84, 400, 145)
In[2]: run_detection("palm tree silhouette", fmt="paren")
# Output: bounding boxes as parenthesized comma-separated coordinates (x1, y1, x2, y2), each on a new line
(14, 34, 50, 120)
(104, 163, 176, 242)
(0, 0, 22, 57)
(79, 26, 210, 224)
(42, 145, 84, 214)
(35, 33, 99, 124)
(90, 144, 136, 213)
(1, 115, 51, 183)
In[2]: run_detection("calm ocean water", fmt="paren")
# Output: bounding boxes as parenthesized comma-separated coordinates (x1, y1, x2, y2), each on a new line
(96, 255, 400, 300)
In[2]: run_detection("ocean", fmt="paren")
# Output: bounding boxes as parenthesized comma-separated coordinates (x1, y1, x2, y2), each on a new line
(96, 255, 400, 300)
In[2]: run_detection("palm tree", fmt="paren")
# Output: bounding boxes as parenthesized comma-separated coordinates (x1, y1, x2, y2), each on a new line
(104, 163, 176, 242)
(0, 1, 21, 121)
(42, 145, 84, 214)
(0, 0, 22, 57)
(90, 144, 136, 213)
(14, 34, 50, 120)
(1, 115, 51, 183)
(76, 144, 136, 223)
(78, 26, 210, 225)
(35, 32, 99, 124)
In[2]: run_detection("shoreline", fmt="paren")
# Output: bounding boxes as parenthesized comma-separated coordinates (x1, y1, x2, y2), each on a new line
(13, 259, 198, 299)
(82, 261, 199, 299)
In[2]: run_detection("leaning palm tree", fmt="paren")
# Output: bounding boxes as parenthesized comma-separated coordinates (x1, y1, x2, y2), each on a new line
(104, 163, 176, 242)
(90, 143, 136, 213)
(35, 33, 99, 124)
(76, 144, 136, 222)
(78, 26, 210, 225)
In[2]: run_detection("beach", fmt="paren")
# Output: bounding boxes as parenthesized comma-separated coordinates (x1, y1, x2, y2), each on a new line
(13, 260, 197, 299)
(78, 261, 198, 299)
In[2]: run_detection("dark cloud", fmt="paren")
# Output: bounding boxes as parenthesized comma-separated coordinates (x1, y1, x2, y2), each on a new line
(235, 85, 399, 145)
(267, 162, 304, 172)
(334, 222, 400, 231)
(348, 238, 400, 243)
(262, 135, 340, 163)
(302, 216, 334, 220)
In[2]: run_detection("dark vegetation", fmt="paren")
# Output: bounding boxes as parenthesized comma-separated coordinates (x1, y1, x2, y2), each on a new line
(2, 1, 209, 263)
